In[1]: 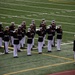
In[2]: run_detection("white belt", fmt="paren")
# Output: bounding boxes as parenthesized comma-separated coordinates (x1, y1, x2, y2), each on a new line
(14, 38, 18, 40)
(5, 35, 9, 37)
(39, 36, 43, 38)
(48, 34, 52, 36)
(57, 33, 62, 35)
(28, 38, 32, 39)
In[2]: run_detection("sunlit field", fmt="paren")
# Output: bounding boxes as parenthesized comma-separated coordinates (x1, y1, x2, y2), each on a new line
(0, 0, 75, 75)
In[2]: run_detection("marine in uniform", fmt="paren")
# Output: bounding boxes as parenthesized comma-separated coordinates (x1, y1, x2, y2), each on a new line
(9, 22, 15, 47)
(13, 29, 19, 58)
(21, 21, 26, 46)
(42, 21, 47, 47)
(17, 25, 22, 52)
(31, 20, 36, 32)
(46, 25, 53, 52)
(56, 25, 63, 51)
(0, 23, 4, 48)
(22, 21, 26, 29)
(31, 20, 36, 48)
(3, 26, 10, 54)
(51, 20, 56, 47)
(26, 28, 33, 56)
(73, 35, 75, 59)
(36, 27, 45, 54)
(40, 19, 47, 47)
(21, 24, 26, 48)
(39, 19, 45, 27)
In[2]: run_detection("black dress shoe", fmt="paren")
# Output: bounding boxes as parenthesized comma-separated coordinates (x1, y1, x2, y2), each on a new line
(27, 55, 32, 56)
(42, 47, 44, 48)
(33, 45, 35, 47)
(21, 47, 25, 49)
(18, 50, 21, 52)
(52, 45, 55, 47)
(24, 44, 25, 46)
(14, 56, 18, 58)
(5, 52, 9, 54)
(57, 50, 61, 51)
(48, 51, 52, 52)
(10, 45, 13, 47)
(31, 48, 33, 50)
(38, 52, 42, 54)
(43, 44, 45, 46)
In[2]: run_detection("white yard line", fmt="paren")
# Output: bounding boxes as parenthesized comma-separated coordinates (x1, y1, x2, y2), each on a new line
(0, 13, 75, 26)
(0, 2, 75, 12)
(0, 42, 73, 55)
(0, 52, 4, 55)
(61, 42, 73, 45)
(0, 51, 13, 55)
(0, 7, 74, 18)
(63, 31, 75, 34)
(16, 0, 75, 7)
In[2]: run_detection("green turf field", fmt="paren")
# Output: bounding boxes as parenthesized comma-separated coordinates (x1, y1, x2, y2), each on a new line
(0, 0, 75, 75)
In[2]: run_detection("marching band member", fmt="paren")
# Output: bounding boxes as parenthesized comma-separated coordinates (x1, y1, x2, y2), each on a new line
(17, 25, 22, 52)
(46, 25, 53, 52)
(40, 19, 46, 47)
(13, 29, 19, 58)
(73, 35, 75, 60)
(0, 23, 4, 48)
(31, 20, 36, 48)
(21, 21, 26, 46)
(31, 27, 36, 50)
(56, 25, 63, 51)
(26, 27, 33, 56)
(9, 22, 15, 47)
(36, 27, 45, 54)
(21, 24, 26, 48)
(3, 26, 10, 54)
(0, 22, 4, 30)
(42, 21, 47, 47)
(51, 20, 56, 47)
(22, 21, 26, 29)
(40, 19, 45, 27)
(31, 20, 36, 31)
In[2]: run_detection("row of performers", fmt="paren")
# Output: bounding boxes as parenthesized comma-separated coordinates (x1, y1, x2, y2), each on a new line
(0, 20, 63, 58)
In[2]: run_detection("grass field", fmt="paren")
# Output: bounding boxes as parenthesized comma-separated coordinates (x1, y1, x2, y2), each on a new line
(0, 0, 75, 75)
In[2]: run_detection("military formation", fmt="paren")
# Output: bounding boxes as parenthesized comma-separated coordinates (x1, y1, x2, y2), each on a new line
(0, 19, 63, 58)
